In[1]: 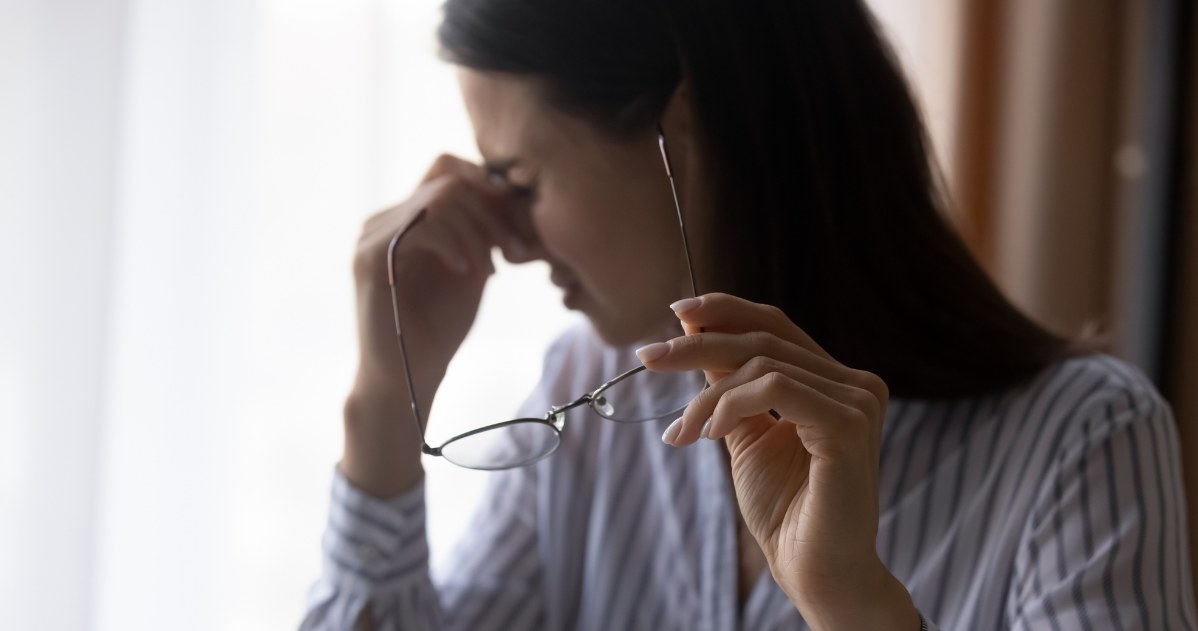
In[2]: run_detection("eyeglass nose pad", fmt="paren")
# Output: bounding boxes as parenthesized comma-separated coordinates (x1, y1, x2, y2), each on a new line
(548, 409, 569, 430)
(591, 395, 615, 418)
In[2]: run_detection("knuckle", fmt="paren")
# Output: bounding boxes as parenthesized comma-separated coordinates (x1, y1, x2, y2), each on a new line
(361, 199, 409, 234)
(706, 291, 732, 304)
(840, 404, 871, 430)
(691, 382, 717, 411)
(436, 175, 469, 200)
(747, 330, 778, 352)
(746, 355, 781, 377)
(711, 393, 734, 419)
(678, 332, 705, 353)
(762, 303, 789, 324)
(761, 370, 792, 392)
(849, 368, 889, 406)
(431, 152, 457, 172)
(362, 207, 388, 229)
(872, 375, 891, 406)
(845, 387, 879, 418)
(843, 367, 873, 390)
(352, 246, 385, 284)
(844, 367, 870, 385)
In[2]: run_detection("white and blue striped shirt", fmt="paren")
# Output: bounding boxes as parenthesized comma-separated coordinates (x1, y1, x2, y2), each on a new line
(302, 323, 1197, 630)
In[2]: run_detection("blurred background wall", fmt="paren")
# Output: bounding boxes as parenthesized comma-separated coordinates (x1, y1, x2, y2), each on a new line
(1, 1, 1193, 629)
(948, 0, 1198, 585)
(2, 2, 579, 629)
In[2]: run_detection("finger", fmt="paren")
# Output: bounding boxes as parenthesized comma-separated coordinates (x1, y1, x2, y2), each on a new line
(389, 215, 473, 276)
(454, 189, 539, 264)
(420, 153, 502, 193)
(670, 292, 833, 361)
(435, 199, 496, 276)
(428, 181, 504, 276)
(365, 176, 507, 272)
(640, 330, 888, 416)
(356, 217, 470, 286)
(426, 163, 541, 261)
(374, 155, 541, 262)
(363, 174, 455, 235)
(668, 355, 881, 447)
(497, 195, 544, 261)
(640, 330, 841, 383)
(704, 373, 876, 465)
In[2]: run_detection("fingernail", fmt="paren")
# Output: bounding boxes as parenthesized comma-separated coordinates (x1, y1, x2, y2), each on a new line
(669, 297, 702, 314)
(662, 417, 684, 445)
(635, 342, 671, 364)
(699, 417, 713, 440)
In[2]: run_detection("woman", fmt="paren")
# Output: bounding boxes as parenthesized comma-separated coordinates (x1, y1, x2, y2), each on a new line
(302, 1, 1196, 629)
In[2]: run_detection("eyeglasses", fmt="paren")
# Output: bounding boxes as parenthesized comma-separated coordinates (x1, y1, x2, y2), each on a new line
(386, 128, 704, 470)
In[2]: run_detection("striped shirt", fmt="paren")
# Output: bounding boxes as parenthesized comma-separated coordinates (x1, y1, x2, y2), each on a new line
(302, 323, 1197, 630)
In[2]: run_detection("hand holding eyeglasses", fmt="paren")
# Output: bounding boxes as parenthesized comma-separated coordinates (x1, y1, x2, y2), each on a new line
(343, 154, 538, 499)
(640, 292, 921, 630)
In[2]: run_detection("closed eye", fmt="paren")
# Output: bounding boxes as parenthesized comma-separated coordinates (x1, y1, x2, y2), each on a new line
(485, 164, 536, 198)
(509, 182, 536, 198)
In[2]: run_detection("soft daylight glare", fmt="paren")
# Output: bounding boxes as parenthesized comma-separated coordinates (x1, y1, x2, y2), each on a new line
(364, 0, 583, 587)
(0, 1, 952, 629)
(88, 1, 574, 629)
(862, 0, 962, 182)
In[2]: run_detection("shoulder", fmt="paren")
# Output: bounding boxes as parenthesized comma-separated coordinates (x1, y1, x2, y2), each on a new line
(995, 354, 1174, 467)
(1021, 353, 1167, 426)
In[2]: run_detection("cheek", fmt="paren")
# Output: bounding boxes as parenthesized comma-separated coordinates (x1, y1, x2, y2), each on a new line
(529, 195, 601, 264)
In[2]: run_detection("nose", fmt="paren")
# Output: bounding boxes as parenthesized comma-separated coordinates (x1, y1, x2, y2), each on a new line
(498, 196, 548, 264)
(502, 232, 549, 264)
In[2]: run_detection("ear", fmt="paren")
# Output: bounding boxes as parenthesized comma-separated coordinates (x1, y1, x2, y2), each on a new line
(657, 81, 694, 163)
(657, 81, 709, 293)
(666, 79, 694, 136)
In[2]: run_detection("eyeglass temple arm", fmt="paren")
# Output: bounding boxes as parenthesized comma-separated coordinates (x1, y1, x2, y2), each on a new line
(388, 131, 688, 456)
(540, 365, 651, 419)
(658, 125, 698, 298)
(589, 364, 648, 401)
(386, 207, 440, 456)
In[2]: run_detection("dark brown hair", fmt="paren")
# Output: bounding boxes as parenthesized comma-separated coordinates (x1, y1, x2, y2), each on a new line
(439, 0, 1090, 399)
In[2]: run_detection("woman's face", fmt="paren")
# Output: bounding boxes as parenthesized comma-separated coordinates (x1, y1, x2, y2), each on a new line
(458, 69, 694, 346)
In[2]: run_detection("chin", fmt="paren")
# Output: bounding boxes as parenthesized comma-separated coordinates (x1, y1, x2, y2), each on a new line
(584, 310, 680, 349)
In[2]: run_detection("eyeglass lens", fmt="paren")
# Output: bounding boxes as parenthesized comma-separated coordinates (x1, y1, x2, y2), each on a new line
(440, 367, 705, 469)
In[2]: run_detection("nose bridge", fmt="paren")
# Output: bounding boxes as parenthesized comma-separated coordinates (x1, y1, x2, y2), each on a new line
(548, 392, 593, 420)
(500, 202, 553, 264)
(508, 195, 543, 243)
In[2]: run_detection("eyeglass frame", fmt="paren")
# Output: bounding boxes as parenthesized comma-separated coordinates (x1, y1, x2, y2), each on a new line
(385, 125, 699, 470)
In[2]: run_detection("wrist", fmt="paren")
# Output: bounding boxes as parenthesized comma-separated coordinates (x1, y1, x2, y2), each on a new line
(341, 384, 427, 499)
(798, 561, 920, 631)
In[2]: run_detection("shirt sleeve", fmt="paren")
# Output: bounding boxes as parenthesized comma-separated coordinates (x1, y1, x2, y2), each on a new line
(300, 326, 585, 630)
(300, 470, 441, 630)
(1005, 367, 1198, 630)
(300, 463, 543, 631)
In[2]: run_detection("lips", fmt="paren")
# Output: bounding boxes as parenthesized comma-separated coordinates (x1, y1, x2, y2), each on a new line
(550, 267, 583, 308)
(549, 267, 577, 290)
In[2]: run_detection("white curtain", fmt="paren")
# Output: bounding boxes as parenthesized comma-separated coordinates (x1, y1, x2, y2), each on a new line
(0, 1, 949, 629)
